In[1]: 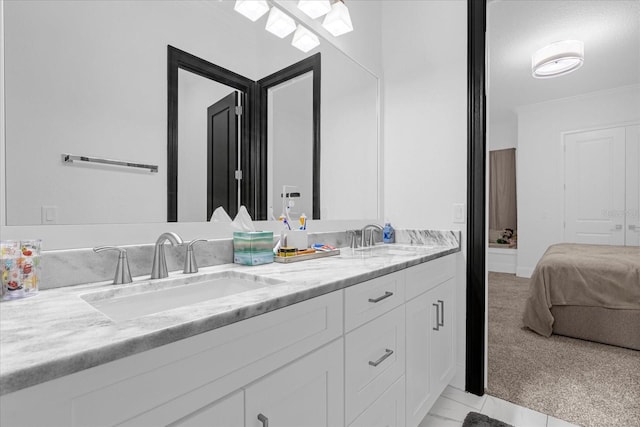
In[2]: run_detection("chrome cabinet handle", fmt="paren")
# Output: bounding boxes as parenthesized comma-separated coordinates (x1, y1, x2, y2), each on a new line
(257, 413, 269, 427)
(368, 291, 393, 303)
(611, 224, 623, 231)
(629, 224, 640, 232)
(438, 299, 445, 327)
(369, 348, 394, 367)
(432, 303, 440, 331)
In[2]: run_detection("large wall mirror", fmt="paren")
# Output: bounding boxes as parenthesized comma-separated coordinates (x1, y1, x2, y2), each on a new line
(3, 0, 378, 226)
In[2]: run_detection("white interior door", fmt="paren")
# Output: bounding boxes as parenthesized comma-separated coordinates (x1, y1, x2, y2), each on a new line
(564, 127, 626, 245)
(626, 125, 640, 246)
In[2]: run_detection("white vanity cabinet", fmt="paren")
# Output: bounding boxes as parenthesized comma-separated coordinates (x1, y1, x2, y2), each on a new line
(0, 252, 459, 427)
(405, 257, 457, 427)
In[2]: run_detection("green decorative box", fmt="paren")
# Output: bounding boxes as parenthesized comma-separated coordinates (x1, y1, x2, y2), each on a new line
(233, 232, 274, 266)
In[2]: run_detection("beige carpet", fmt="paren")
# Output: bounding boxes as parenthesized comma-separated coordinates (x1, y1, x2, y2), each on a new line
(487, 272, 640, 427)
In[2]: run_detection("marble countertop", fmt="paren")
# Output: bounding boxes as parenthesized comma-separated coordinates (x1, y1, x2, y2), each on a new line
(0, 242, 459, 395)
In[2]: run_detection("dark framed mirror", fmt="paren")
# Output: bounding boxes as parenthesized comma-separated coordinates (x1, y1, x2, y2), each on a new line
(167, 46, 321, 222)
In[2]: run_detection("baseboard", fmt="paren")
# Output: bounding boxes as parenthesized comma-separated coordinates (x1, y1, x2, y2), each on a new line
(487, 262, 516, 274)
(516, 266, 534, 278)
(449, 362, 466, 390)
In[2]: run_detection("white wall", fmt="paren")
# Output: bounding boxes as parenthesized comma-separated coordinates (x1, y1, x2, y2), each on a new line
(489, 117, 517, 151)
(516, 84, 640, 277)
(381, 0, 468, 389)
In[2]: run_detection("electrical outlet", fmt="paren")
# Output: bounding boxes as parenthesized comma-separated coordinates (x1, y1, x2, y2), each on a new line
(453, 203, 465, 223)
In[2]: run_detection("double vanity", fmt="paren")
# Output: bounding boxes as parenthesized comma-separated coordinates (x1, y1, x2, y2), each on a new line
(0, 231, 460, 427)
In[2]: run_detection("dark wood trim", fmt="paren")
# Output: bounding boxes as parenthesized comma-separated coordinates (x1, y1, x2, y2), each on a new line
(167, 45, 256, 221)
(256, 53, 321, 220)
(466, 0, 487, 396)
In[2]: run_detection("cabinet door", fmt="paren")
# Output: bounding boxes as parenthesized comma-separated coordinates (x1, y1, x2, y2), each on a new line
(405, 291, 433, 427)
(170, 390, 244, 427)
(429, 278, 455, 395)
(245, 339, 344, 427)
(405, 278, 456, 427)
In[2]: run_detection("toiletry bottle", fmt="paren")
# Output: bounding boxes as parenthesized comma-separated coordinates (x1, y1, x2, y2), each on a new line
(383, 221, 395, 244)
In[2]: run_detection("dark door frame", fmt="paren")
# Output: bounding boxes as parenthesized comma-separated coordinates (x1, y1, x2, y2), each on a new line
(256, 53, 321, 220)
(466, 0, 487, 396)
(167, 45, 256, 222)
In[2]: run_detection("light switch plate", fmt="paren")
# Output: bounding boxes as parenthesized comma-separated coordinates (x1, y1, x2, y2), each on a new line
(453, 203, 465, 223)
(41, 206, 58, 224)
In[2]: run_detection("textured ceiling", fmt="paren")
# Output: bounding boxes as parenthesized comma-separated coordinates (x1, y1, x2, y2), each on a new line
(488, 0, 640, 125)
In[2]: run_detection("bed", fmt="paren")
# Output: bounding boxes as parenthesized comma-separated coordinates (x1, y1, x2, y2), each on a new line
(522, 243, 640, 350)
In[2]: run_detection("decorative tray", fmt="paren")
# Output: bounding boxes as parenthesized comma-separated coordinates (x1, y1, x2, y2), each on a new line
(274, 249, 341, 264)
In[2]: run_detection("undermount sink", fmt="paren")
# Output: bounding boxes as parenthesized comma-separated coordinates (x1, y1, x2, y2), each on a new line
(81, 271, 282, 322)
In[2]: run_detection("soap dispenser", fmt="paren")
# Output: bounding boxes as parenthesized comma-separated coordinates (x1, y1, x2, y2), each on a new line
(383, 220, 395, 244)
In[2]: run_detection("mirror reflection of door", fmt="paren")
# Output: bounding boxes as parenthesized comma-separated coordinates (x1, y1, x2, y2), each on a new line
(208, 92, 240, 220)
(177, 68, 243, 222)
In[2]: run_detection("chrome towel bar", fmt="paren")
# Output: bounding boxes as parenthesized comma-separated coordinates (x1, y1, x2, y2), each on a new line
(61, 153, 158, 173)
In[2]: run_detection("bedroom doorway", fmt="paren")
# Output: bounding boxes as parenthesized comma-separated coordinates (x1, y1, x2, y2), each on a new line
(470, 0, 640, 426)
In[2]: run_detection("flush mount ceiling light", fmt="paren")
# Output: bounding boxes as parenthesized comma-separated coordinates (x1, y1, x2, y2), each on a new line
(234, 0, 269, 22)
(297, 0, 331, 19)
(291, 24, 320, 52)
(265, 7, 296, 38)
(322, 0, 353, 36)
(532, 40, 584, 79)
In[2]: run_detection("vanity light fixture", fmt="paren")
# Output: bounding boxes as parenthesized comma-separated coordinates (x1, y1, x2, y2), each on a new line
(265, 6, 297, 38)
(532, 40, 584, 79)
(234, 0, 269, 22)
(322, 0, 353, 36)
(297, 0, 331, 19)
(291, 24, 320, 52)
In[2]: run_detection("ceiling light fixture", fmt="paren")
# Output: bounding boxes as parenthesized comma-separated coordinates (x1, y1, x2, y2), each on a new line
(322, 0, 353, 37)
(265, 7, 297, 38)
(291, 24, 320, 52)
(297, 0, 331, 19)
(531, 40, 584, 79)
(234, 0, 269, 22)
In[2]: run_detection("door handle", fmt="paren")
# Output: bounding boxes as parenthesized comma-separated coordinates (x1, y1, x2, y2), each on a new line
(369, 348, 394, 367)
(257, 413, 269, 427)
(368, 291, 393, 303)
(438, 299, 445, 327)
(432, 303, 440, 331)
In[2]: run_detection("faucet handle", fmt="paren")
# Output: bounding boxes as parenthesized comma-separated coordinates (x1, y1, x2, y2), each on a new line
(347, 230, 358, 249)
(183, 239, 207, 274)
(94, 246, 133, 285)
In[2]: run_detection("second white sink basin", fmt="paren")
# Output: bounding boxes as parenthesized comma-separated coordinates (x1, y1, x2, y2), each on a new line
(81, 271, 282, 322)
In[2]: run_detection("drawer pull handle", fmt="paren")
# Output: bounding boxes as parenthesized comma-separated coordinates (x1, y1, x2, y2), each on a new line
(433, 303, 440, 331)
(258, 413, 269, 427)
(438, 299, 445, 327)
(368, 291, 393, 303)
(369, 348, 394, 367)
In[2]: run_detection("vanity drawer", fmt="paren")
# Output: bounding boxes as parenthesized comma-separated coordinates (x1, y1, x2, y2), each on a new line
(344, 271, 405, 332)
(405, 254, 455, 300)
(345, 305, 405, 425)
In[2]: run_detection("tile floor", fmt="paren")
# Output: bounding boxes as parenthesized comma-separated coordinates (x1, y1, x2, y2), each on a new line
(420, 386, 580, 427)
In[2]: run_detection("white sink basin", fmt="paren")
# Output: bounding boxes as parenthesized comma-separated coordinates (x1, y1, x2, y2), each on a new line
(81, 271, 282, 322)
(354, 244, 433, 256)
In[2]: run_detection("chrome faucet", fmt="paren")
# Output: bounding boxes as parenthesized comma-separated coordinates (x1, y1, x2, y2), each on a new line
(151, 232, 183, 279)
(360, 224, 383, 247)
(93, 246, 133, 285)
